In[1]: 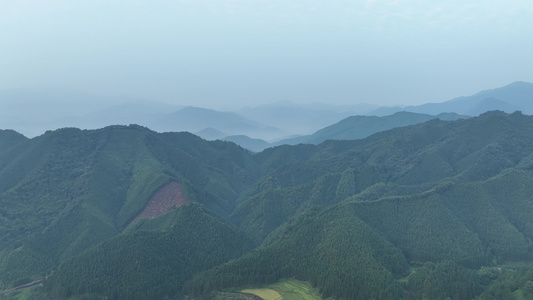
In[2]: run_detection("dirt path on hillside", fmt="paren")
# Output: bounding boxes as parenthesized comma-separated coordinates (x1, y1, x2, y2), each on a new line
(0, 279, 43, 296)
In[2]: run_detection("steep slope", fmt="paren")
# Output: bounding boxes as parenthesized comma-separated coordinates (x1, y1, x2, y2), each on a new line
(348, 171, 533, 265)
(0, 130, 29, 175)
(45, 203, 254, 300)
(235, 111, 533, 242)
(189, 160, 533, 299)
(185, 205, 409, 299)
(5, 110, 533, 299)
(0, 125, 258, 287)
(124, 181, 188, 230)
(0, 129, 27, 146)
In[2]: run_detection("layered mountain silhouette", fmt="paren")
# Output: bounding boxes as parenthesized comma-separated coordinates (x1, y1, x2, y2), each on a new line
(3, 81, 532, 145)
(375, 81, 533, 116)
(273, 111, 467, 147)
(3, 111, 533, 299)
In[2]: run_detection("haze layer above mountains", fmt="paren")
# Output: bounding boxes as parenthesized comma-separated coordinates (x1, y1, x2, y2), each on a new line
(1, 81, 532, 148)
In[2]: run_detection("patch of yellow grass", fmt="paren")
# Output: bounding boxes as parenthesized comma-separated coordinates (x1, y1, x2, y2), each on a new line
(241, 288, 283, 300)
(268, 279, 323, 300)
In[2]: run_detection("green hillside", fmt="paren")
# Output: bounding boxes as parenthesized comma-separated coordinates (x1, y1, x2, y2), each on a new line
(45, 203, 253, 300)
(193, 111, 533, 299)
(233, 111, 533, 242)
(0, 125, 258, 288)
(0, 130, 28, 163)
(186, 169, 533, 298)
(184, 205, 408, 299)
(4, 111, 533, 299)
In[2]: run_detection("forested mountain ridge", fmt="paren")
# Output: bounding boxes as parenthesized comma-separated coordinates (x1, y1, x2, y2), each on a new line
(233, 111, 469, 152)
(0, 125, 258, 289)
(232, 111, 533, 243)
(274, 111, 467, 148)
(45, 202, 254, 300)
(0, 129, 27, 146)
(196, 110, 533, 298)
(3, 111, 533, 299)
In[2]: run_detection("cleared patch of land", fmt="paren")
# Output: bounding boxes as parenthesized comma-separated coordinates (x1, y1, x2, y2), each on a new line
(241, 288, 282, 300)
(237, 279, 322, 300)
(268, 279, 323, 300)
(126, 181, 188, 229)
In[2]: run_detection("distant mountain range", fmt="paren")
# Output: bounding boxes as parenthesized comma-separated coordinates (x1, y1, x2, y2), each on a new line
(237, 101, 378, 135)
(0, 89, 368, 141)
(273, 111, 468, 146)
(154, 106, 285, 141)
(214, 112, 467, 152)
(372, 81, 533, 116)
(1, 81, 532, 150)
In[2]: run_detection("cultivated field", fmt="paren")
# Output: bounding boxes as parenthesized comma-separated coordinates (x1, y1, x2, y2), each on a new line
(241, 279, 323, 300)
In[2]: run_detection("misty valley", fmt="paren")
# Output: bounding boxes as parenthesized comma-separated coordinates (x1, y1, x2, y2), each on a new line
(3, 83, 533, 299)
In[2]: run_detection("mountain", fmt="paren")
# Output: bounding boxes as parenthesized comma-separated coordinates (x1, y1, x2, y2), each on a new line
(4, 82, 532, 144)
(185, 204, 410, 299)
(222, 135, 271, 153)
(46, 202, 253, 300)
(4, 111, 533, 299)
(147, 106, 287, 141)
(195, 127, 227, 140)
(188, 111, 533, 298)
(274, 111, 467, 147)
(399, 81, 533, 116)
(225, 111, 468, 152)
(0, 88, 169, 138)
(0, 88, 284, 141)
(466, 96, 520, 116)
(231, 111, 533, 243)
(0, 125, 259, 289)
(0, 129, 28, 150)
(238, 101, 378, 136)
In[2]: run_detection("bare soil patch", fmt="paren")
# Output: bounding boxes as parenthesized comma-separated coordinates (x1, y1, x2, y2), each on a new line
(127, 182, 188, 229)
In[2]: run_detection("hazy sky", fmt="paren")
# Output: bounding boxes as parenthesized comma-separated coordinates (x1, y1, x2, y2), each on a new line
(1, 0, 532, 108)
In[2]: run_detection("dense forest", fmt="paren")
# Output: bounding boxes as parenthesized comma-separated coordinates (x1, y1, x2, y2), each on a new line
(2, 111, 533, 299)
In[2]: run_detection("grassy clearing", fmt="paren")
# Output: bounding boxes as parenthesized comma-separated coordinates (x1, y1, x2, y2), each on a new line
(268, 279, 323, 300)
(241, 288, 282, 300)
(239, 278, 323, 300)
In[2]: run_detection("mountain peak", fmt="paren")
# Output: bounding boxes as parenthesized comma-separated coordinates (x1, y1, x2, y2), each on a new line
(504, 81, 533, 88)
(401, 81, 533, 116)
